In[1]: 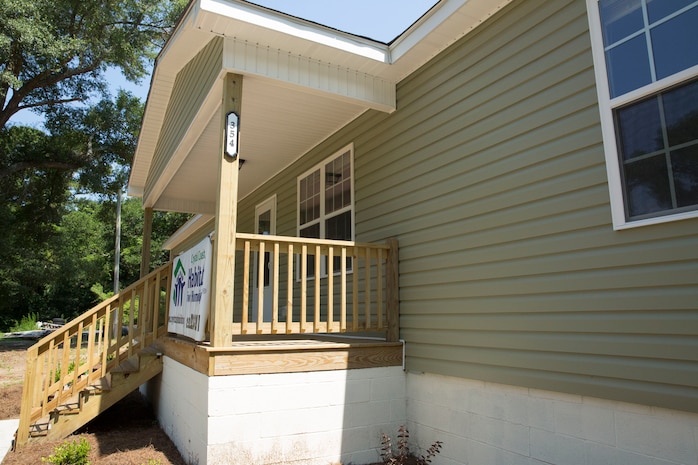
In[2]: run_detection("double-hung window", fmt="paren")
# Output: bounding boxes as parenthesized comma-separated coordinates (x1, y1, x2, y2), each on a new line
(297, 144, 354, 276)
(587, 0, 698, 228)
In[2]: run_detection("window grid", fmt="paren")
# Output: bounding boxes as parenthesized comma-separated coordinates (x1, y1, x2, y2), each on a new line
(601, 0, 698, 98)
(297, 145, 354, 278)
(588, 0, 698, 228)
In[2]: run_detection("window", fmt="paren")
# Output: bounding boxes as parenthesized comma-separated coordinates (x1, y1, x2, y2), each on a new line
(587, 0, 698, 228)
(297, 144, 354, 276)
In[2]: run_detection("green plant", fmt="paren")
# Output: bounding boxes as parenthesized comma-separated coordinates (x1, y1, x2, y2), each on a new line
(53, 361, 77, 383)
(380, 425, 443, 465)
(141, 460, 162, 465)
(10, 313, 39, 332)
(42, 437, 91, 465)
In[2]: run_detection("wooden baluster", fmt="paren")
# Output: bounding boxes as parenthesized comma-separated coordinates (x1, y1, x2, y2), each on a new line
(341, 247, 347, 332)
(86, 314, 97, 383)
(101, 305, 112, 377)
(352, 247, 359, 331)
(59, 331, 70, 399)
(163, 264, 172, 338)
(328, 246, 334, 332)
(117, 298, 125, 352)
(141, 278, 149, 347)
(272, 241, 280, 333)
(72, 321, 84, 394)
(286, 244, 294, 334)
(42, 340, 55, 416)
(257, 241, 265, 333)
(386, 238, 400, 342)
(242, 240, 250, 334)
(301, 245, 307, 332)
(152, 270, 162, 338)
(314, 245, 321, 332)
(377, 248, 384, 330)
(128, 289, 136, 358)
(365, 247, 372, 330)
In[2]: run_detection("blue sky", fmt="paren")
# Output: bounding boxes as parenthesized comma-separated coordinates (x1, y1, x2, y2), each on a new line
(10, 0, 437, 126)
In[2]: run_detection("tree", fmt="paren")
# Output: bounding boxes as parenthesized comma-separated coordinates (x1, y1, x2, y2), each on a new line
(0, 0, 186, 130)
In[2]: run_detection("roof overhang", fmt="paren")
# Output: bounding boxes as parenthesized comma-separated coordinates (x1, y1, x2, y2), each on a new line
(128, 0, 512, 212)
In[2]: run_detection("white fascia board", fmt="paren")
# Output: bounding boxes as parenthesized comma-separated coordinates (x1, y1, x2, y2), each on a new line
(161, 214, 214, 251)
(390, 0, 467, 63)
(199, 0, 389, 63)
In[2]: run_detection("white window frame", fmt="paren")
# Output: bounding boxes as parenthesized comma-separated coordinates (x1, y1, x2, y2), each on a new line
(296, 143, 355, 278)
(586, 0, 698, 230)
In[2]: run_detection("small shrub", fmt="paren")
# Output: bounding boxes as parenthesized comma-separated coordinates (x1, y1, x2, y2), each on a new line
(42, 437, 91, 465)
(10, 313, 39, 332)
(381, 425, 443, 465)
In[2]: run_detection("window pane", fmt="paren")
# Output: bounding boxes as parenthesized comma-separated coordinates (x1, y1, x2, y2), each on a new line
(606, 35, 652, 97)
(662, 80, 698, 147)
(651, 6, 698, 81)
(647, 0, 696, 23)
(616, 97, 663, 159)
(326, 211, 352, 271)
(300, 224, 320, 278)
(624, 155, 673, 217)
(671, 145, 698, 207)
(325, 151, 351, 214)
(599, 0, 644, 45)
(299, 170, 320, 225)
(326, 210, 352, 241)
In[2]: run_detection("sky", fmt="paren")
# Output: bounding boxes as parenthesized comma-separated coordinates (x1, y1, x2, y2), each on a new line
(9, 0, 437, 127)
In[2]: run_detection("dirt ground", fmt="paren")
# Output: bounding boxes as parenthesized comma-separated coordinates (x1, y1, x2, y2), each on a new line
(0, 337, 187, 465)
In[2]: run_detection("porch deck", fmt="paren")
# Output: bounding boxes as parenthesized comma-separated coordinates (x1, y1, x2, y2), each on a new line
(158, 334, 404, 376)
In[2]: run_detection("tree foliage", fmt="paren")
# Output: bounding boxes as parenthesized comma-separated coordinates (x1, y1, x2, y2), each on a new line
(0, 0, 186, 129)
(0, 0, 190, 330)
(0, 194, 189, 331)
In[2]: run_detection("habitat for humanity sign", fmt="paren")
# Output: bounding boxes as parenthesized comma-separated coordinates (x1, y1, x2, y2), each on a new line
(168, 236, 212, 341)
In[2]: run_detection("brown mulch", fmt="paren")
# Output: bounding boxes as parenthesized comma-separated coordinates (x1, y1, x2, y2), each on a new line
(0, 337, 187, 465)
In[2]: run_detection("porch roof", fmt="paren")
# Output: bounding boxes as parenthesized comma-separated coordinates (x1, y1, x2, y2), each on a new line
(128, 0, 512, 213)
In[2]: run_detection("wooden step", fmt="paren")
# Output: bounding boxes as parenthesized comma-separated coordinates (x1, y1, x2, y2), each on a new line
(31, 346, 164, 443)
(53, 402, 80, 416)
(112, 358, 139, 374)
(28, 422, 49, 438)
(84, 376, 111, 394)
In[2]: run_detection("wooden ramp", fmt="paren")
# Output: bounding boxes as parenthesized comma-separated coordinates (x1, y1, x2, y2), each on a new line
(23, 346, 162, 443)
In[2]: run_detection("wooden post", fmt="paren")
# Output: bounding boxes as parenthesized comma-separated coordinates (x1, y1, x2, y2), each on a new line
(386, 238, 400, 342)
(210, 73, 243, 347)
(140, 207, 153, 278)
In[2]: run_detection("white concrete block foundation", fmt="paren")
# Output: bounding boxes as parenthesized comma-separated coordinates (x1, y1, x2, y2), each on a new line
(406, 372, 698, 465)
(144, 357, 406, 465)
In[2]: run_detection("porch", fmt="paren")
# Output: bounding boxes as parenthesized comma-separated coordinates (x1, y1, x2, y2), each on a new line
(15, 232, 402, 456)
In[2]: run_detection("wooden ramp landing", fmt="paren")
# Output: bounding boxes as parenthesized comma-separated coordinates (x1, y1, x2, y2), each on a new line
(22, 346, 163, 444)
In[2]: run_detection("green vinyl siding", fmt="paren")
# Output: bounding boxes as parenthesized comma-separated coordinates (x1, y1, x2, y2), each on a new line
(236, 0, 698, 412)
(144, 37, 223, 201)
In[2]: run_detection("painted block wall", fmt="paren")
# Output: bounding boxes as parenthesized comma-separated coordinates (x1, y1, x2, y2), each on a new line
(143, 357, 210, 465)
(144, 357, 406, 465)
(407, 371, 698, 465)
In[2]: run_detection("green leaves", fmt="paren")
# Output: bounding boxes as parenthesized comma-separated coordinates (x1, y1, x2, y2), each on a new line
(0, 0, 186, 127)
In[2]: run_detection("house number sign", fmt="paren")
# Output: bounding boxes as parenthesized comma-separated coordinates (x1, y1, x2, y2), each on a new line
(225, 111, 239, 159)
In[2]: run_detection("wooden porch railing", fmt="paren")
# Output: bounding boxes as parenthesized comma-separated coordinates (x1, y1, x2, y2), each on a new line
(234, 234, 399, 340)
(16, 262, 172, 447)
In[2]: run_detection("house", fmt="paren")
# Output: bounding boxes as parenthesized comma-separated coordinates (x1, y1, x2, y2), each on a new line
(17, 0, 698, 464)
